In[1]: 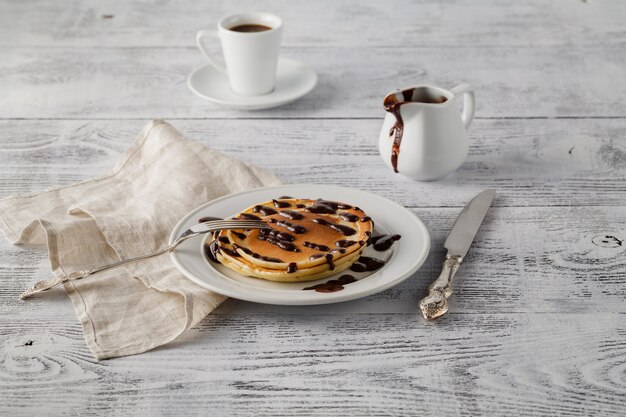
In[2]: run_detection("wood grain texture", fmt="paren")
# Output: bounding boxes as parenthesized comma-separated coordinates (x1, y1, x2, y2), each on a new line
(2, 0, 625, 48)
(1, 44, 625, 119)
(1, 0, 625, 415)
(2, 313, 626, 416)
(2, 203, 625, 318)
(0, 119, 625, 208)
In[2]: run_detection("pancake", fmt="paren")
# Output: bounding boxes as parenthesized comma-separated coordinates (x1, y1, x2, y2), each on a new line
(207, 198, 374, 282)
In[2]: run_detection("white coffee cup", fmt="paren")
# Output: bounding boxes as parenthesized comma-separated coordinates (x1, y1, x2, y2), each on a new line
(196, 12, 282, 96)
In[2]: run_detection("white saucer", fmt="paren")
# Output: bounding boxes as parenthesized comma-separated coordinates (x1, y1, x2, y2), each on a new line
(187, 58, 317, 110)
(169, 184, 430, 305)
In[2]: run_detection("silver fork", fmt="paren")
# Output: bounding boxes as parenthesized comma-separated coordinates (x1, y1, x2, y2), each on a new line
(19, 219, 267, 300)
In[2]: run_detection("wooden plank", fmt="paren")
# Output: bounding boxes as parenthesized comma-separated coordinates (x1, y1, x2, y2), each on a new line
(0, 119, 624, 208)
(1, 45, 625, 119)
(1, 0, 625, 415)
(2, 0, 625, 48)
(1, 313, 625, 416)
(2, 202, 625, 318)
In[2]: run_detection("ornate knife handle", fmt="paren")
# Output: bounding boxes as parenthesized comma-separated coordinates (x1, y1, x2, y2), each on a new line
(418, 255, 462, 320)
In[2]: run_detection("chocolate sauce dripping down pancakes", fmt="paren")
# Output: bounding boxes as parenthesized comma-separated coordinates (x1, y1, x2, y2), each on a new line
(208, 198, 378, 283)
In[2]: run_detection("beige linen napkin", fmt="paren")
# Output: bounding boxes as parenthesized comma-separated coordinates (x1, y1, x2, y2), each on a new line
(0, 120, 281, 360)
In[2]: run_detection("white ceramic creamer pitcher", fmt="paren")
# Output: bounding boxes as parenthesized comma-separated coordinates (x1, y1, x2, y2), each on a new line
(378, 83, 475, 181)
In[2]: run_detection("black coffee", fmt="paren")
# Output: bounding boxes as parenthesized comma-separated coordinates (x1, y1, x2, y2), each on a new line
(230, 24, 272, 33)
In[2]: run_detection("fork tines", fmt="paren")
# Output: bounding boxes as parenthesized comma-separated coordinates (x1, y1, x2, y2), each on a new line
(202, 219, 267, 230)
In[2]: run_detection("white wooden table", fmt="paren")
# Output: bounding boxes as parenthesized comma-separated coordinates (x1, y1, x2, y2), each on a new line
(2, 1, 625, 415)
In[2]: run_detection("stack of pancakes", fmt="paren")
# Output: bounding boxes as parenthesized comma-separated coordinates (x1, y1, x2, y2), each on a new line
(208, 198, 374, 282)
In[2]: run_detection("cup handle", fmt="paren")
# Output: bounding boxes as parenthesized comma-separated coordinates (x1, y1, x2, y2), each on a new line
(195, 30, 227, 74)
(450, 83, 475, 129)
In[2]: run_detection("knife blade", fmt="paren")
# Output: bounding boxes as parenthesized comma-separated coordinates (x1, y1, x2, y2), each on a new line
(419, 189, 496, 320)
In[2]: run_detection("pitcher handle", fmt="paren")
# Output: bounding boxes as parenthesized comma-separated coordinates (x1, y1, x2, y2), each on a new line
(450, 83, 475, 129)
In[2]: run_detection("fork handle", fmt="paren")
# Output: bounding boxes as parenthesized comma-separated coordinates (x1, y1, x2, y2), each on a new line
(19, 220, 266, 300)
(19, 243, 177, 300)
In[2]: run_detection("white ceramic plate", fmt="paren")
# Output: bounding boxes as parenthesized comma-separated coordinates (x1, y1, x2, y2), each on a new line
(169, 184, 430, 305)
(187, 58, 317, 110)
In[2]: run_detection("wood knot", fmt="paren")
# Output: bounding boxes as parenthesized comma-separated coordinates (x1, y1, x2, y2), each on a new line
(592, 235, 623, 248)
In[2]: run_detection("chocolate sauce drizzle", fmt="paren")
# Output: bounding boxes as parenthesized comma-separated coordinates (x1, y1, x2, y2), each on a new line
(220, 246, 241, 258)
(384, 89, 447, 173)
(339, 212, 359, 222)
(335, 239, 357, 248)
(259, 228, 295, 242)
(268, 218, 306, 234)
(310, 249, 345, 261)
(232, 244, 254, 257)
(312, 218, 356, 236)
(303, 275, 357, 293)
(370, 234, 402, 251)
(350, 256, 386, 272)
(272, 199, 292, 208)
(202, 199, 395, 280)
(306, 199, 352, 215)
(232, 243, 284, 262)
(201, 217, 224, 263)
(325, 254, 335, 270)
(198, 216, 223, 223)
(205, 241, 220, 263)
(240, 213, 262, 221)
(262, 256, 283, 263)
(384, 90, 413, 173)
(303, 241, 330, 251)
(278, 210, 304, 220)
(257, 233, 301, 252)
(253, 205, 278, 216)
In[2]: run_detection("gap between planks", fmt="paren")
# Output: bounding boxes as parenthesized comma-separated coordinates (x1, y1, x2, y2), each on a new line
(1, 116, 625, 121)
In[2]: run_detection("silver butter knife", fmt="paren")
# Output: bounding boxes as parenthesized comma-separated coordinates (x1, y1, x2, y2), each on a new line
(419, 189, 496, 320)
